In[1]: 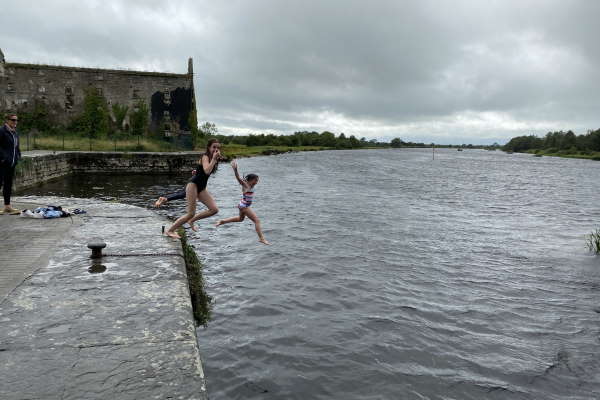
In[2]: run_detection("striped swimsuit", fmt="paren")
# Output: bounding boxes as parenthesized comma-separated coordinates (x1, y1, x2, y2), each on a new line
(238, 185, 254, 209)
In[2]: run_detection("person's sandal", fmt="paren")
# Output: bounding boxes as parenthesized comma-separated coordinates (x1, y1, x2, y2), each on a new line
(4, 207, 21, 215)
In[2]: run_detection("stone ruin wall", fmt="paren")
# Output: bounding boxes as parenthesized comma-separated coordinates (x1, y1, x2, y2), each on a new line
(0, 48, 196, 137)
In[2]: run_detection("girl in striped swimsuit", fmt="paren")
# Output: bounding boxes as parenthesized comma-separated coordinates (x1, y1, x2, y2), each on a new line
(215, 160, 269, 245)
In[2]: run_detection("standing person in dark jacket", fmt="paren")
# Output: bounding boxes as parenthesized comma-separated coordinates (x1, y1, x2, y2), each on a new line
(0, 113, 21, 215)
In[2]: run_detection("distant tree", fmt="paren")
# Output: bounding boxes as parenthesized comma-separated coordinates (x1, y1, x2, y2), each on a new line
(17, 99, 53, 134)
(390, 138, 403, 148)
(560, 130, 577, 150)
(319, 131, 337, 147)
(81, 87, 109, 138)
(246, 134, 259, 146)
(503, 135, 544, 152)
(348, 135, 361, 148)
(336, 133, 352, 149)
(130, 99, 149, 137)
(111, 103, 129, 134)
(199, 122, 218, 138)
(589, 129, 600, 151)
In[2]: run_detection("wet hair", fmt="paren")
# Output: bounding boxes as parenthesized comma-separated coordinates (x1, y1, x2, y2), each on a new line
(245, 173, 259, 182)
(205, 138, 220, 154)
(204, 138, 220, 173)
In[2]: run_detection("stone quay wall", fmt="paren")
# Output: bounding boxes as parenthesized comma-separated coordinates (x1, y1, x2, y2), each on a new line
(15, 151, 202, 190)
(0, 197, 208, 399)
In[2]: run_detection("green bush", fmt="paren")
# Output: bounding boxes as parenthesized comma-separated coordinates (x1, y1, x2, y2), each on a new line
(130, 100, 149, 138)
(81, 88, 109, 138)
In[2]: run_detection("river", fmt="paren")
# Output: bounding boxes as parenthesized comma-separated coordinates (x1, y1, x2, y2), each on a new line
(21, 148, 600, 399)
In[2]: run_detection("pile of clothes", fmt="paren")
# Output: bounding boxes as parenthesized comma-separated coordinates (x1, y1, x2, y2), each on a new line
(20, 205, 87, 219)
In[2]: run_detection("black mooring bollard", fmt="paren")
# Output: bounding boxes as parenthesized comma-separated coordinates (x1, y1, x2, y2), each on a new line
(87, 242, 107, 259)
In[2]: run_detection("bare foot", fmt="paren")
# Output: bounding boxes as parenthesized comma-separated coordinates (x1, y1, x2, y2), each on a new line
(165, 230, 181, 239)
(259, 238, 270, 245)
(189, 222, 198, 232)
(214, 220, 223, 227)
(154, 196, 167, 208)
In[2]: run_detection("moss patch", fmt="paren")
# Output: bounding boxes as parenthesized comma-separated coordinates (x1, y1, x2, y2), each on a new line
(179, 229, 212, 326)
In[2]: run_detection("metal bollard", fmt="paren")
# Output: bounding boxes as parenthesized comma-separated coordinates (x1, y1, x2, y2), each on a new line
(87, 242, 107, 259)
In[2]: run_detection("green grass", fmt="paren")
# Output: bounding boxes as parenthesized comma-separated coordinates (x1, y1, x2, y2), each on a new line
(220, 144, 329, 159)
(24, 134, 332, 155)
(525, 149, 600, 161)
(22, 134, 184, 152)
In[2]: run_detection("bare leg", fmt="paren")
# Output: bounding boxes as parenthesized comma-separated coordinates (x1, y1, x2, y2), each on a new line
(244, 208, 270, 245)
(188, 190, 219, 231)
(165, 183, 198, 239)
(215, 209, 245, 226)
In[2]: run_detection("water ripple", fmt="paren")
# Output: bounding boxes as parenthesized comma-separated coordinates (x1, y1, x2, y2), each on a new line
(22, 149, 600, 399)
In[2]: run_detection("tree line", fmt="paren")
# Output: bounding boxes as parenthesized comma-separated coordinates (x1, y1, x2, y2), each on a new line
(503, 129, 600, 153)
(195, 122, 391, 149)
(197, 123, 456, 149)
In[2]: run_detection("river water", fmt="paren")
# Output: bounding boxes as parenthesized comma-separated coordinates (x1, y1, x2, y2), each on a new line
(22, 149, 600, 399)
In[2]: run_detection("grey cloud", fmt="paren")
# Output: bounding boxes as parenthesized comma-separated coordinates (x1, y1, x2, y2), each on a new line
(3, 0, 600, 142)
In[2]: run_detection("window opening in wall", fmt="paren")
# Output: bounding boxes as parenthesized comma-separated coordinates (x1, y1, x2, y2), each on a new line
(65, 87, 74, 109)
(164, 123, 173, 137)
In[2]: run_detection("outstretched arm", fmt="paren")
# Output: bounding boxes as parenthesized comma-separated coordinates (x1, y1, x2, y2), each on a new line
(231, 160, 245, 186)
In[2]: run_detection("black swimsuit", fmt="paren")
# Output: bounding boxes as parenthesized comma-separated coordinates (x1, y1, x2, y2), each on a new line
(190, 163, 210, 192)
(165, 155, 214, 201)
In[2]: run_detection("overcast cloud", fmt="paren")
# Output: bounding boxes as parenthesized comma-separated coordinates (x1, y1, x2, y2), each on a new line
(2, 0, 599, 143)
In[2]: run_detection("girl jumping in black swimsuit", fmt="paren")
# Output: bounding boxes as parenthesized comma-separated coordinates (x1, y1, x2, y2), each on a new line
(156, 138, 221, 239)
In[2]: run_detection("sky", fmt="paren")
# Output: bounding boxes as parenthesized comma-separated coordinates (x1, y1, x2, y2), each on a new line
(2, 0, 600, 144)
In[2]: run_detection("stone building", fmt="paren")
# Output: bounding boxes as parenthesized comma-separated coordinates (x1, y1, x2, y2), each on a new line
(0, 48, 196, 139)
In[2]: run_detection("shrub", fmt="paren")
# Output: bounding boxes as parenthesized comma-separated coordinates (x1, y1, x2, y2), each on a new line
(586, 229, 600, 254)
